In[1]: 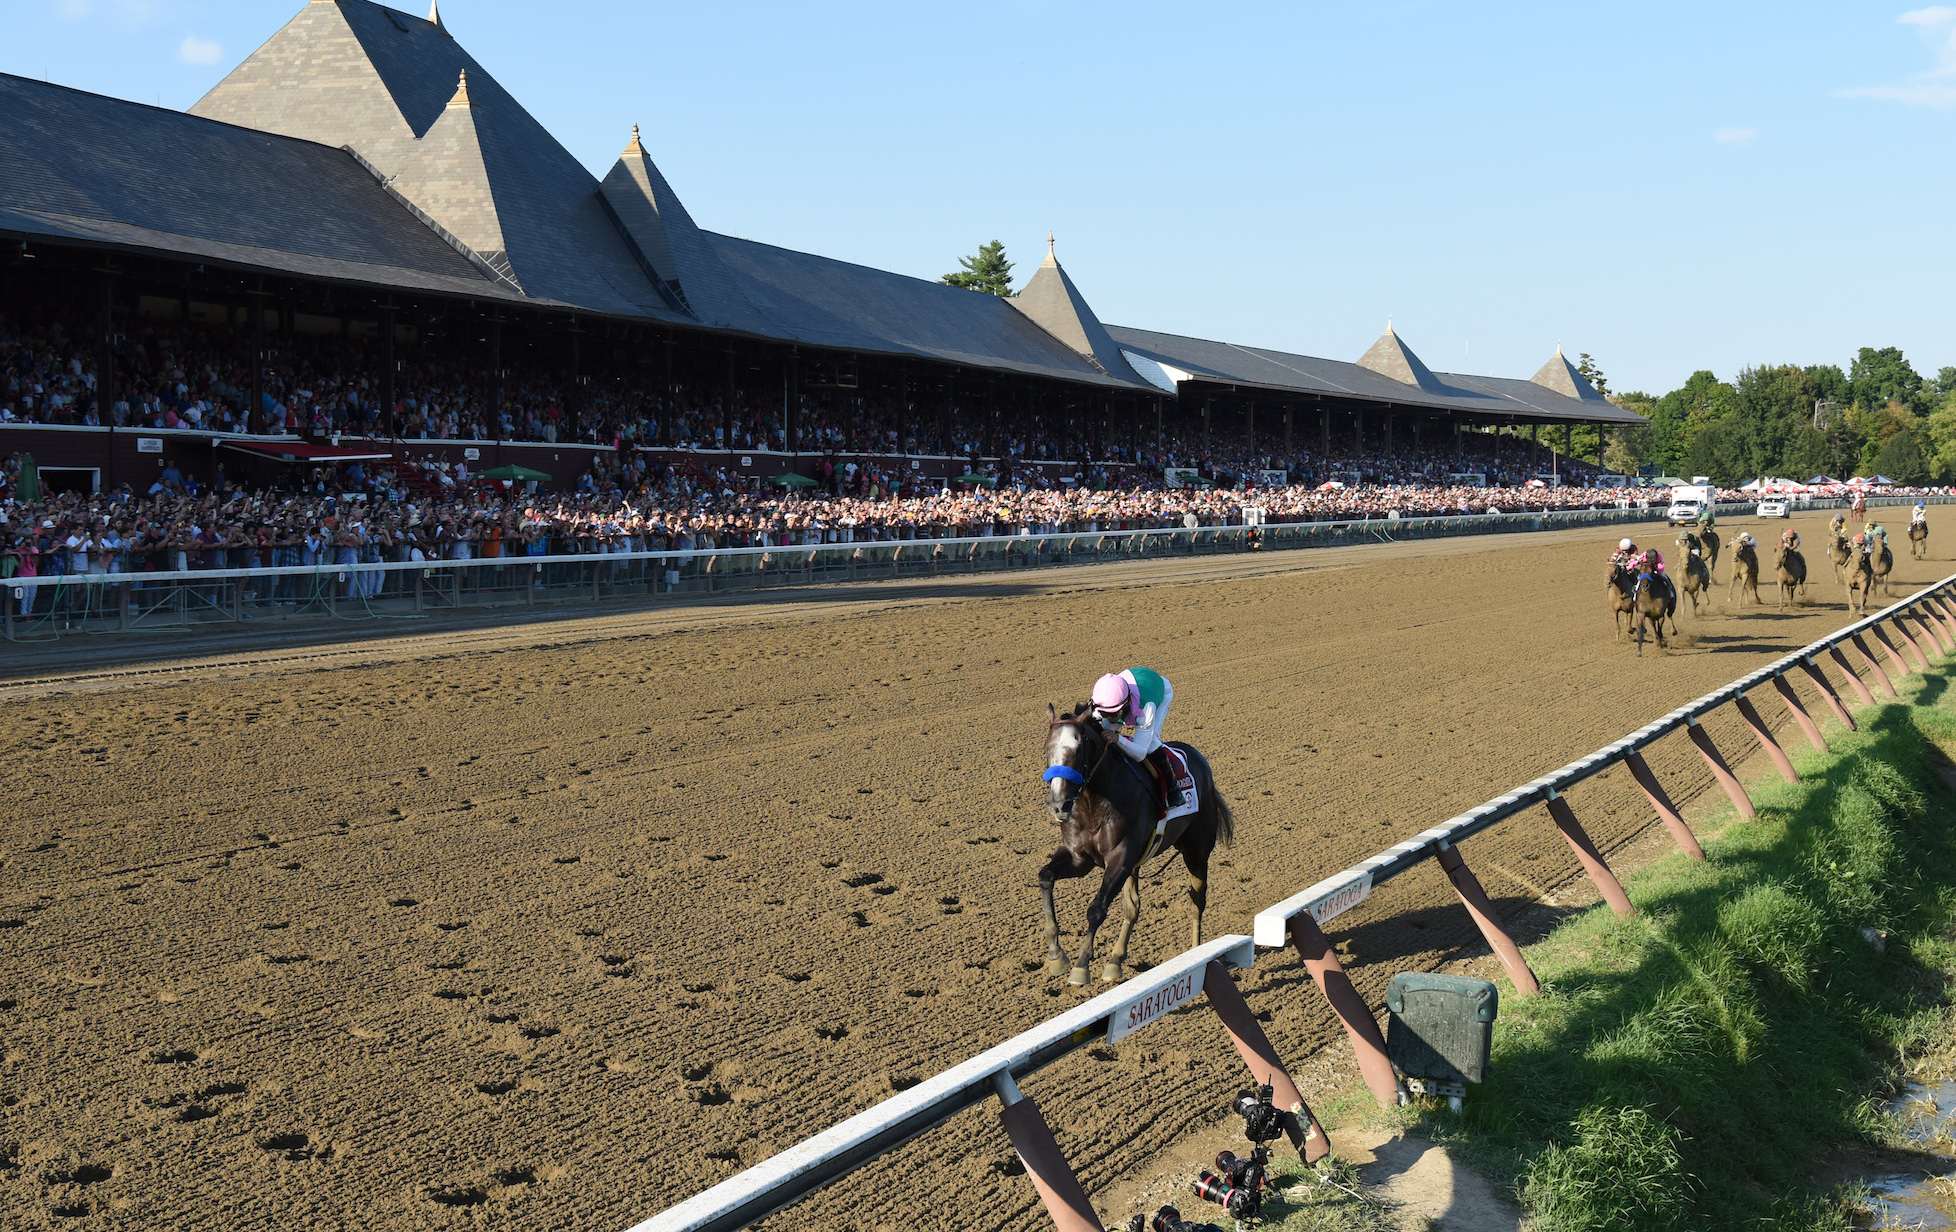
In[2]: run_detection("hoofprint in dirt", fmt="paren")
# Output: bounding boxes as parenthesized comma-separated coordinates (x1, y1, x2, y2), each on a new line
(0, 511, 1919, 1230)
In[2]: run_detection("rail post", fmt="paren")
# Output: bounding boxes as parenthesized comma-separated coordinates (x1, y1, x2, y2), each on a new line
(1285, 913, 1400, 1108)
(1923, 604, 1956, 655)
(1771, 673, 1828, 753)
(1828, 645, 1880, 705)
(1909, 607, 1953, 657)
(1733, 694, 1798, 783)
(993, 1073, 1103, 1232)
(1799, 657, 1857, 729)
(1433, 842, 1541, 996)
(1930, 594, 1956, 641)
(1888, 617, 1932, 672)
(1202, 962, 1331, 1162)
(1622, 750, 1706, 860)
(1867, 627, 1912, 679)
(1685, 716, 1756, 819)
(1848, 635, 1898, 697)
(1544, 789, 1635, 919)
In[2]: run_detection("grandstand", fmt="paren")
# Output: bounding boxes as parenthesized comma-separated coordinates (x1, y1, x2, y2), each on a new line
(0, 0, 1644, 496)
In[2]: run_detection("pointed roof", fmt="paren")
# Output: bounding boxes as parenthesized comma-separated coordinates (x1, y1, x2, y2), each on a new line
(1007, 237, 1146, 383)
(599, 122, 766, 329)
(189, 0, 682, 321)
(1355, 320, 1448, 394)
(427, 0, 447, 34)
(1529, 345, 1608, 401)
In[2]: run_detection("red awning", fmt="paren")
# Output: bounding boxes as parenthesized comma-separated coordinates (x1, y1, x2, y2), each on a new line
(222, 440, 394, 463)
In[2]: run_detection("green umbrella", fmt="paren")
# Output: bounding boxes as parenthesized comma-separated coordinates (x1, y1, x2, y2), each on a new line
(770, 472, 818, 487)
(16, 453, 38, 501)
(956, 472, 995, 485)
(478, 464, 552, 482)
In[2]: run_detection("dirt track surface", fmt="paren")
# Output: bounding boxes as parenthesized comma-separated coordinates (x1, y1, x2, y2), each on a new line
(0, 512, 1941, 1231)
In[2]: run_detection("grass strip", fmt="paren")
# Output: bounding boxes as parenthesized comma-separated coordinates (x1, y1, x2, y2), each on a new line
(1376, 668, 1956, 1230)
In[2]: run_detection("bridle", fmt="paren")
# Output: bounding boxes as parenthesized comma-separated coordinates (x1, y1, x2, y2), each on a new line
(1042, 714, 1119, 819)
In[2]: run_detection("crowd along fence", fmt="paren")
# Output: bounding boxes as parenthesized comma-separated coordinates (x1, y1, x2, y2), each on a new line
(630, 564, 1956, 1232)
(4, 495, 1936, 643)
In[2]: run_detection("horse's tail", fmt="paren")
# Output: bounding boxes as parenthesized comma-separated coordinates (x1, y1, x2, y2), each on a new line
(1211, 784, 1236, 848)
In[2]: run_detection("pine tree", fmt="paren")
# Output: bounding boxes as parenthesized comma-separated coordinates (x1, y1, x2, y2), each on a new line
(940, 240, 1014, 297)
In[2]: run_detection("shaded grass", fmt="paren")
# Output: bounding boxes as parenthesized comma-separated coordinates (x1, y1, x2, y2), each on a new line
(1395, 670, 1956, 1230)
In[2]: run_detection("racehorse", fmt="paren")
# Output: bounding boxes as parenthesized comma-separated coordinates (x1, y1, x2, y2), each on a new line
(1632, 569, 1677, 656)
(1828, 532, 1852, 583)
(1910, 519, 1929, 560)
(1038, 703, 1234, 986)
(1870, 539, 1894, 596)
(1676, 543, 1712, 616)
(1774, 543, 1806, 611)
(1729, 539, 1762, 607)
(1844, 545, 1876, 614)
(1694, 526, 1722, 579)
(1607, 563, 1637, 640)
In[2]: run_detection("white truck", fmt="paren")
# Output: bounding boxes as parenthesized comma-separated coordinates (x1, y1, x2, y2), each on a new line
(1668, 484, 1712, 524)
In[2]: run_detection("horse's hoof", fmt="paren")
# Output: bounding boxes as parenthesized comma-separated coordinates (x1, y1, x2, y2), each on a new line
(1099, 963, 1124, 984)
(1067, 966, 1090, 987)
(1042, 958, 1070, 978)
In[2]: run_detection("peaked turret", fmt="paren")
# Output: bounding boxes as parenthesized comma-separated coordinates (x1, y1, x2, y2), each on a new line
(1008, 236, 1145, 383)
(1529, 345, 1608, 401)
(599, 123, 763, 328)
(189, 0, 678, 319)
(1356, 320, 1447, 394)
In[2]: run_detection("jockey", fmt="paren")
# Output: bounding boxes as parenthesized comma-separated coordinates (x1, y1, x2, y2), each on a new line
(1631, 546, 1672, 603)
(1697, 505, 1716, 532)
(1780, 527, 1801, 551)
(1609, 537, 1639, 571)
(1865, 520, 1888, 549)
(1913, 502, 1928, 525)
(1091, 667, 1183, 810)
(1830, 511, 1847, 537)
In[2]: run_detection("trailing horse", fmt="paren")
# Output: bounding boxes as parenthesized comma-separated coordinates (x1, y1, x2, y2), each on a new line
(1910, 519, 1929, 560)
(1828, 532, 1852, 583)
(1607, 563, 1637, 640)
(1774, 543, 1806, 611)
(1728, 539, 1761, 607)
(1844, 546, 1876, 614)
(1632, 570, 1677, 656)
(1696, 526, 1722, 579)
(1676, 544, 1712, 616)
(1037, 703, 1234, 986)
(1870, 540, 1894, 596)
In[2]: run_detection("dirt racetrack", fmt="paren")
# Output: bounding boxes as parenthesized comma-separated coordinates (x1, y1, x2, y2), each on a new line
(0, 511, 1936, 1231)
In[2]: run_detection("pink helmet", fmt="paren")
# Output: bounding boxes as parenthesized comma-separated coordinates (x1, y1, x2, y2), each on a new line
(1091, 672, 1134, 720)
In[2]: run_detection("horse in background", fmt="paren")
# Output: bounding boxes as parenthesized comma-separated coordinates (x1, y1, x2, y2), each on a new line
(1729, 537, 1762, 607)
(1608, 563, 1637, 640)
(1676, 542, 1712, 616)
(1037, 703, 1234, 986)
(1774, 542, 1806, 611)
(1910, 519, 1929, 560)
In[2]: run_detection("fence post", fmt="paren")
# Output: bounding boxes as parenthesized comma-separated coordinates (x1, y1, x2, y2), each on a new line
(1285, 913, 1401, 1108)
(414, 569, 424, 612)
(3, 586, 12, 639)
(992, 1074, 1103, 1232)
(1203, 961, 1331, 1162)
(1433, 842, 1541, 996)
(1930, 594, 1956, 641)
(1909, 607, 1952, 658)
(1867, 627, 1912, 679)
(593, 560, 603, 602)
(1828, 645, 1880, 706)
(1888, 617, 1932, 672)
(1921, 605, 1955, 656)
(1771, 673, 1829, 754)
(1544, 790, 1635, 919)
(1799, 656, 1858, 729)
(1622, 751, 1706, 860)
(1686, 716, 1756, 818)
(1733, 694, 1798, 783)
(1848, 635, 1899, 697)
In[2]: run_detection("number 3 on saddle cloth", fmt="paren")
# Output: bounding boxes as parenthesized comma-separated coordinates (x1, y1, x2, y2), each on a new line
(1135, 748, 1200, 860)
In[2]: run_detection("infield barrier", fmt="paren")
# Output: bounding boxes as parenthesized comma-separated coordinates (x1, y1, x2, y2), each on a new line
(633, 564, 1956, 1229)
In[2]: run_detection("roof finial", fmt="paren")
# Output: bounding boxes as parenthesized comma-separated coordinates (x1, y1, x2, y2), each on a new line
(625, 122, 643, 154)
(428, 0, 444, 29)
(447, 68, 473, 108)
(1048, 231, 1055, 258)
(1387, 315, 1393, 334)
(1556, 339, 1562, 356)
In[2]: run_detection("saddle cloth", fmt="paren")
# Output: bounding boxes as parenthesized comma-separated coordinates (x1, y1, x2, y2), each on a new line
(1143, 747, 1200, 824)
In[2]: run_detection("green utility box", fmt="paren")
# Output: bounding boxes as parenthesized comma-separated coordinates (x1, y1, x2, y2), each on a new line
(1385, 972, 1498, 1086)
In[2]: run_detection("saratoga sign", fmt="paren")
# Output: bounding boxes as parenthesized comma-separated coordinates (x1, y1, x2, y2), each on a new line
(1106, 964, 1206, 1043)
(1253, 869, 1375, 947)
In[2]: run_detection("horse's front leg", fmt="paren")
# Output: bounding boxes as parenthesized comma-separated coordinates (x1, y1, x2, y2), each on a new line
(1070, 855, 1138, 987)
(1101, 873, 1142, 985)
(1037, 846, 1091, 977)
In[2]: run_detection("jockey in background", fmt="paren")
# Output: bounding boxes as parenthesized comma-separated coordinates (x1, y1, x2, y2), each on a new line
(1913, 502, 1928, 525)
(1697, 504, 1716, 534)
(1780, 527, 1801, 551)
(1865, 521, 1889, 550)
(1831, 511, 1848, 538)
(1091, 667, 1183, 811)
(1610, 537, 1639, 571)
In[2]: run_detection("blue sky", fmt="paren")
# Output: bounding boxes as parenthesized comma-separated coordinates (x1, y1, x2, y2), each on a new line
(8, 1, 1954, 396)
